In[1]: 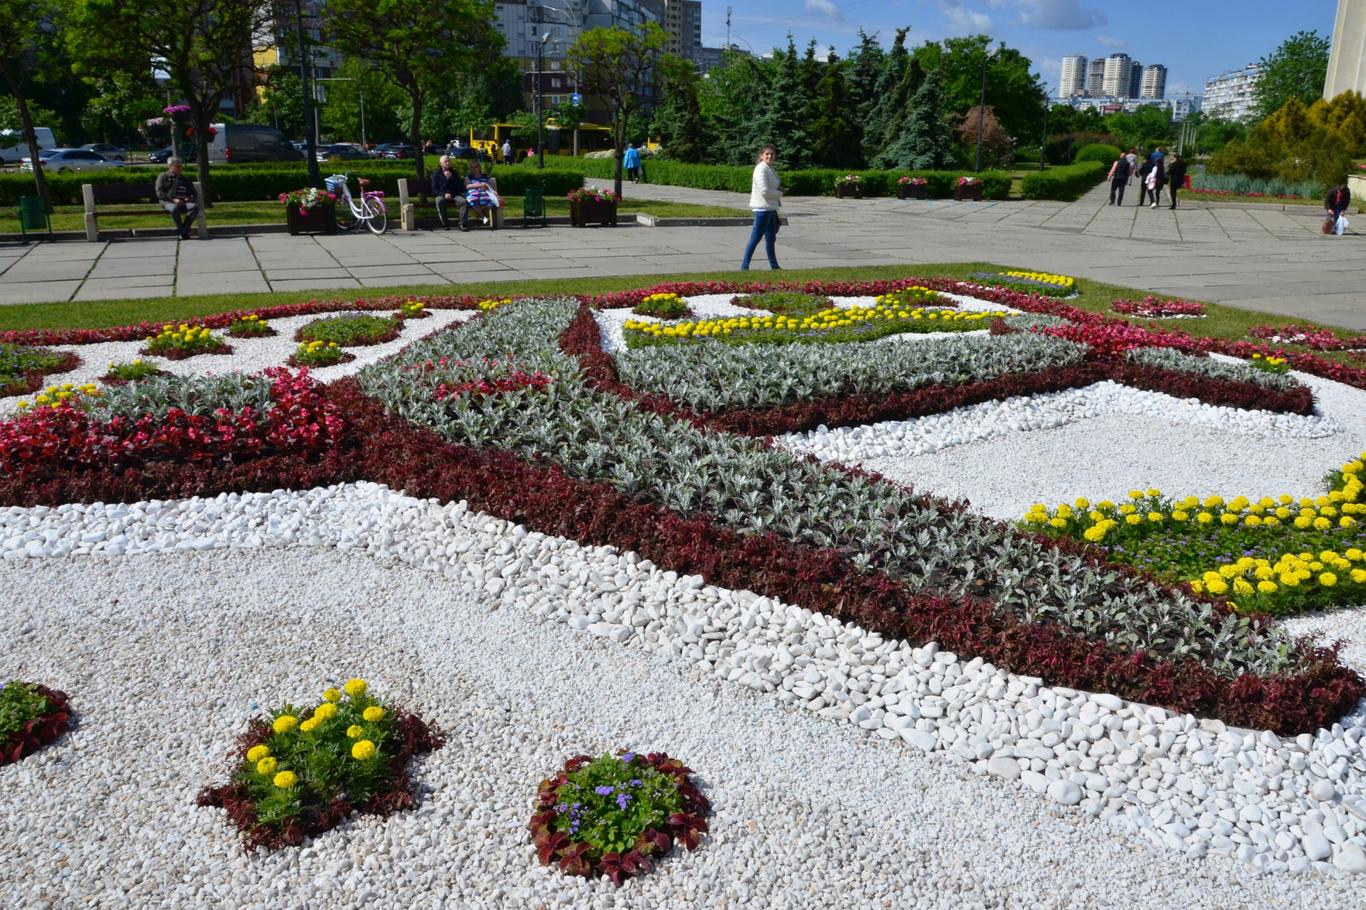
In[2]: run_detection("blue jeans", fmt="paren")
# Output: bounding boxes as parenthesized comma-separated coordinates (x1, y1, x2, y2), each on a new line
(740, 209, 779, 270)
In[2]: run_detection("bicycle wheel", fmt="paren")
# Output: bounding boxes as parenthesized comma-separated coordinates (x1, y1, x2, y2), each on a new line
(363, 196, 388, 235)
(336, 198, 360, 232)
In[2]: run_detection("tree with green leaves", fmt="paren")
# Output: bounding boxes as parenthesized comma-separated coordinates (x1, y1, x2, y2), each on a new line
(323, 0, 502, 183)
(72, 0, 275, 203)
(810, 50, 860, 169)
(419, 53, 522, 146)
(79, 72, 163, 149)
(847, 28, 885, 127)
(799, 39, 822, 123)
(1253, 30, 1330, 122)
(914, 35, 1046, 146)
(652, 52, 708, 162)
(879, 67, 952, 170)
(2, 0, 70, 210)
(318, 57, 405, 146)
(697, 49, 770, 164)
(863, 27, 910, 162)
(754, 36, 812, 169)
(248, 67, 308, 138)
(568, 23, 666, 196)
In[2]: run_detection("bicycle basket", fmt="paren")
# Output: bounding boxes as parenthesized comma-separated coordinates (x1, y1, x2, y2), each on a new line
(324, 175, 348, 194)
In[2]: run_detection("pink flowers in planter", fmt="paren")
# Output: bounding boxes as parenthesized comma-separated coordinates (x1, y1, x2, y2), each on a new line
(566, 188, 620, 204)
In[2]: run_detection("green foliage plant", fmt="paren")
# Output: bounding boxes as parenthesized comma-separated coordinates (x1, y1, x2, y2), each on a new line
(546, 752, 685, 856)
(0, 681, 55, 745)
(296, 314, 401, 347)
(103, 358, 161, 382)
(1, 343, 71, 394)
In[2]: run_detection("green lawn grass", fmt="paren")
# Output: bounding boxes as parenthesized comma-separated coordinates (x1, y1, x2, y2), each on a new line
(0, 196, 745, 233)
(1, 263, 1359, 354)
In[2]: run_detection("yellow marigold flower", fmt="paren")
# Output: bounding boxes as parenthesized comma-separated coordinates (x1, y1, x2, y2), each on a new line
(1171, 510, 1188, 522)
(1351, 569, 1366, 584)
(246, 744, 270, 763)
(1128, 489, 1144, 500)
(1347, 549, 1363, 561)
(1083, 526, 1107, 542)
(1190, 580, 1205, 593)
(344, 678, 367, 697)
(351, 739, 377, 761)
(1232, 579, 1255, 596)
(1342, 516, 1357, 528)
(1125, 514, 1143, 525)
(273, 715, 298, 735)
(1220, 513, 1239, 526)
(1244, 515, 1262, 527)
(1203, 495, 1224, 508)
(1098, 500, 1115, 510)
(1206, 578, 1229, 595)
(347, 725, 365, 739)
(1147, 488, 1161, 498)
(273, 771, 298, 789)
(362, 706, 385, 723)
(1280, 574, 1300, 587)
(1257, 580, 1278, 593)
(1313, 517, 1333, 531)
(256, 757, 278, 775)
(1196, 512, 1214, 524)
(1319, 572, 1338, 587)
(1147, 512, 1164, 522)
(1119, 504, 1137, 515)
(323, 688, 341, 703)
(299, 717, 321, 733)
(1294, 516, 1313, 529)
(314, 702, 338, 721)
(1049, 517, 1068, 528)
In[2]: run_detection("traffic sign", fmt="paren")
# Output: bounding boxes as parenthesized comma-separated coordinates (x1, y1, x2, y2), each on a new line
(571, 93, 582, 106)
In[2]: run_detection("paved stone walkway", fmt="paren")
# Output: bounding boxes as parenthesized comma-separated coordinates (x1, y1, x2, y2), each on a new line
(2, 178, 1362, 329)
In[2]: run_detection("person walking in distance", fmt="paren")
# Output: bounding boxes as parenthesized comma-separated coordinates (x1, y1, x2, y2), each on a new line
(1135, 155, 1152, 206)
(502, 138, 512, 165)
(1107, 152, 1131, 205)
(1125, 148, 1138, 186)
(1165, 153, 1187, 209)
(740, 145, 782, 271)
(622, 141, 641, 184)
(1147, 149, 1166, 208)
(155, 157, 198, 240)
(1325, 183, 1352, 235)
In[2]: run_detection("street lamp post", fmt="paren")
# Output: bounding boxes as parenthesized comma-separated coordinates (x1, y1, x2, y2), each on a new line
(536, 32, 550, 168)
(1040, 87, 1049, 171)
(292, 0, 320, 186)
(974, 47, 996, 174)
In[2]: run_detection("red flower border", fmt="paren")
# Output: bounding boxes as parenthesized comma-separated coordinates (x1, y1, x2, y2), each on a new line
(530, 751, 710, 886)
(1, 684, 72, 765)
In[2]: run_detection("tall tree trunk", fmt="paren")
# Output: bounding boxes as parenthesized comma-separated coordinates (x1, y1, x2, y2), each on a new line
(612, 110, 626, 198)
(191, 102, 214, 207)
(409, 88, 426, 184)
(0, 61, 52, 214)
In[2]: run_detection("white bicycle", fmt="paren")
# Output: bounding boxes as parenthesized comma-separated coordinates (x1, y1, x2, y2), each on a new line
(326, 173, 388, 235)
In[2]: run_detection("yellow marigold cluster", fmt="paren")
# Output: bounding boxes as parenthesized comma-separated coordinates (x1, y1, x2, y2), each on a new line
(400, 299, 427, 316)
(150, 323, 220, 349)
(1250, 352, 1288, 367)
(15, 382, 101, 411)
(235, 314, 266, 326)
(478, 297, 513, 311)
(351, 739, 377, 761)
(623, 303, 1007, 341)
(296, 340, 341, 358)
(872, 287, 942, 308)
(1190, 548, 1366, 603)
(640, 292, 684, 307)
(1003, 270, 1075, 290)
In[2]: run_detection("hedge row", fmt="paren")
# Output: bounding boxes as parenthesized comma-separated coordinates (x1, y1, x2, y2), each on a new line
(507, 159, 1014, 199)
(1073, 143, 1123, 164)
(1018, 161, 1107, 201)
(0, 167, 583, 206)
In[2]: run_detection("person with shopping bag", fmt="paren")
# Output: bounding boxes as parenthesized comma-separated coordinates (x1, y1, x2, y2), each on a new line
(1325, 184, 1351, 235)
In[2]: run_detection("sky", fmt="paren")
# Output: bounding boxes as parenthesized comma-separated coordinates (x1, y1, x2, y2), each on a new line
(703, 0, 1339, 99)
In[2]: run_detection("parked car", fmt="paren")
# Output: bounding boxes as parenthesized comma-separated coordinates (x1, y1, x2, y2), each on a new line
(148, 146, 175, 164)
(373, 142, 413, 159)
(0, 127, 58, 163)
(80, 143, 127, 161)
(207, 124, 304, 163)
(20, 148, 127, 173)
(446, 144, 492, 163)
(316, 143, 370, 162)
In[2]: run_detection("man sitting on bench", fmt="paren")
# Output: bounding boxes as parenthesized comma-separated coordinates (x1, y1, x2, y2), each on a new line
(431, 155, 468, 230)
(155, 158, 199, 240)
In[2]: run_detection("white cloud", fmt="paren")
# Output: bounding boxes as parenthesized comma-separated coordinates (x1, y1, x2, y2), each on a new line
(1095, 35, 1124, 48)
(939, 1, 993, 32)
(1016, 0, 1107, 30)
(804, 0, 841, 19)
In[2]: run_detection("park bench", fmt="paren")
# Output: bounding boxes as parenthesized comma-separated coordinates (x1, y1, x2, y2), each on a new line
(82, 181, 208, 242)
(398, 177, 504, 231)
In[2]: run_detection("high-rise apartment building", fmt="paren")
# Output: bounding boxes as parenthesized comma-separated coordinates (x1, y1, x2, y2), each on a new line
(1203, 64, 1261, 120)
(1101, 53, 1132, 97)
(1140, 64, 1167, 99)
(1128, 60, 1143, 99)
(1086, 59, 1106, 97)
(660, 0, 702, 62)
(1059, 55, 1088, 97)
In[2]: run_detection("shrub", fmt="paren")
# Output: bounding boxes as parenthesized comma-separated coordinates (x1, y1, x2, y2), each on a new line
(1074, 143, 1123, 164)
(296, 314, 400, 347)
(1020, 161, 1107, 200)
(1, 681, 71, 765)
(196, 678, 443, 850)
(530, 751, 709, 885)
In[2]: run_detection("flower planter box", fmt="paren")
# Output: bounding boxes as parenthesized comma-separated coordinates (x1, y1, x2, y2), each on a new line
(286, 201, 338, 235)
(954, 183, 983, 202)
(898, 184, 928, 200)
(569, 199, 618, 227)
(835, 184, 864, 199)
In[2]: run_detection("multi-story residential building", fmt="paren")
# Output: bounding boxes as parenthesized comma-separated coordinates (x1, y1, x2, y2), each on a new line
(1325, 0, 1366, 98)
(1059, 55, 1087, 97)
(1128, 60, 1143, 99)
(660, 0, 702, 62)
(1086, 58, 1106, 97)
(1203, 64, 1261, 120)
(1140, 64, 1167, 99)
(1053, 94, 1199, 122)
(1101, 53, 1132, 97)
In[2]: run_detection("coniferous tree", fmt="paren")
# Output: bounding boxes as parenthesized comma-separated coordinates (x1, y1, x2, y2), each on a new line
(754, 36, 813, 168)
(812, 49, 861, 169)
(863, 27, 910, 162)
(873, 57, 924, 166)
(879, 67, 953, 169)
(799, 39, 822, 122)
(848, 29, 884, 125)
(652, 53, 709, 162)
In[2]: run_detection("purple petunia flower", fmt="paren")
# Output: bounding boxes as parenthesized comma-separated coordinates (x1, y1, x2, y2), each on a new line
(595, 785, 614, 796)
(622, 752, 635, 763)
(629, 779, 643, 788)
(616, 792, 631, 810)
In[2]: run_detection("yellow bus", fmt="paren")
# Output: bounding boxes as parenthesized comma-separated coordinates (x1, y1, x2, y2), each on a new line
(468, 121, 618, 161)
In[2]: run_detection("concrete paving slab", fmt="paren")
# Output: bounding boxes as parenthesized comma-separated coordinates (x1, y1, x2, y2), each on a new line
(348, 264, 440, 278)
(79, 273, 178, 290)
(87, 258, 178, 279)
(1, 263, 93, 282)
(175, 277, 271, 296)
(0, 281, 81, 303)
(264, 267, 352, 280)
(268, 277, 361, 291)
(357, 274, 448, 288)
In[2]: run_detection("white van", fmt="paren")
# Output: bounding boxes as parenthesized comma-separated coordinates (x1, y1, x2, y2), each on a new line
(205, 122, 302, 163)
(0, 127, 58, 163)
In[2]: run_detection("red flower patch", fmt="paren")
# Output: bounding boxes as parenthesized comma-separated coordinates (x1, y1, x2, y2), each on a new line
(1, 684, 72, 766)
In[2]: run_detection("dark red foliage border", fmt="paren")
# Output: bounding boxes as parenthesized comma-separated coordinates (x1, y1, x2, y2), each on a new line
(335, 380, 1362, 736)
(1, 352, 81, 397)
(530, 751, 710, 886)
(196, 710, 445, 852)
(1, 684, 72, 765)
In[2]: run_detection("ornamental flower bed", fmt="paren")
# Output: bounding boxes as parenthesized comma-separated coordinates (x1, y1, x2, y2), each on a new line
(14, 381, 101, 412)
(102, 359, 164, 385)
(1111, 297, 1206, 319)
(196, 678, 443, 850)
(1, 344, 79, 396)
(141, 323, 231, 360)
(396, 299, 429, 319)
(835, 174, 863, 199)
(531, 751, 709, 885)
(730, 291, 837, 315)
(290, 340, 351, 367)
(631, 292, 692, 319)
(277, 187, 338, 214)
(227, 314, 275, 338)
(296, 314, 401, 347)
(969, 270, 1076, 297)
(1, 680, 72, 765)
(1247, 324, 1366, 351)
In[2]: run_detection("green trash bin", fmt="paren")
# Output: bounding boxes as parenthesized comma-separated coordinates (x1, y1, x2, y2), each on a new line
(19, 195, 51, 241)
(522, 183, 547, 228)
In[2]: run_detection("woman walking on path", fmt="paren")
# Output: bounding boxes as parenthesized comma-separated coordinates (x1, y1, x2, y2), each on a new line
(740, 145, 783, 271)
(1107, 153, 1131, 205)
(1165, 153, 1187, 209)
(1146, 152, 1166, 208)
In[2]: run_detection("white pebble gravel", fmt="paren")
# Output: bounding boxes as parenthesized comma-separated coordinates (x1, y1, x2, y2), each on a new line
(1, 482, 1364, 907)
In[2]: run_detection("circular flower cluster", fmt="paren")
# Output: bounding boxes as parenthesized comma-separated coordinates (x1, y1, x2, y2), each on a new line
(478, 298, 514, 312)
(15, 382, 100, 411)
(1249, 352, 1290, 374)
(399, 299, 427, 318)
(293, 340, 343, 366)
(228, 314, 272, 337)
(145, 323, 224, 355)
(1003, 270, 1074, 290)
(623, 304, 1006, 342)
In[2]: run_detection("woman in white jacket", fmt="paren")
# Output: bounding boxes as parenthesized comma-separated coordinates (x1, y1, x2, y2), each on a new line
(740, 145, 782, 270)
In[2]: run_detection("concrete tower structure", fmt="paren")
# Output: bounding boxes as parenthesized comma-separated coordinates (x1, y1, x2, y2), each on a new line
(1060, 55, 1088, 96)
(1141, 64, 1167, 99)
(1102, 53, 1133, 97)
(1325, 0, 1366, 98)
(1086, 59, 1106, 96)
